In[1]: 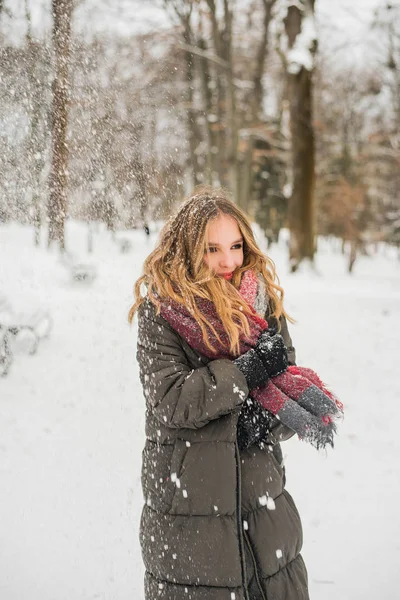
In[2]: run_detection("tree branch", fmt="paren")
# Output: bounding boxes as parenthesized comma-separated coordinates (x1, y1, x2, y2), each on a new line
(174, 41, 229, 68)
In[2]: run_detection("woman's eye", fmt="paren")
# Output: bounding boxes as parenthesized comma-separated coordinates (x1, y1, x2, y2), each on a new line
(207, 247, 217, 253)
(232, 244, 243, 250)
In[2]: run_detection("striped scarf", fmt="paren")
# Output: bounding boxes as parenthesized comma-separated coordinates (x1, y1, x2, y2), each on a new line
(159, 270, 343, 450)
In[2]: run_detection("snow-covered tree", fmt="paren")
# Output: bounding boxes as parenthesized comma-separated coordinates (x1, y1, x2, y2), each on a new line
(278, 0, 317, 271)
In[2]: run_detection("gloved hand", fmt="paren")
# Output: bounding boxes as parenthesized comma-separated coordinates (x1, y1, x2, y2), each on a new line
(233, 347, 269, 390)
(237, 397, 276, 450)
(234, 330, 288, 390)
(255, 330, 288, 378)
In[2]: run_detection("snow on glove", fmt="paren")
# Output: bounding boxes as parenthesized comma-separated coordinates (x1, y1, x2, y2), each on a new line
(255, 330, 288, 378)
(233, 328, 288, 391)
(236, 397, 276, 450)
(234, 348, 269, 390)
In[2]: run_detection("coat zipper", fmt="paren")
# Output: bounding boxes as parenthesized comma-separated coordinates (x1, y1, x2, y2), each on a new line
(243, 530, 267, 600)
(235, 441, 250, 600)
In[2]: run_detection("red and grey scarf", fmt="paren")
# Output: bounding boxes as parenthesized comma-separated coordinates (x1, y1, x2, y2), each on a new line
(159, 270, 343, 450)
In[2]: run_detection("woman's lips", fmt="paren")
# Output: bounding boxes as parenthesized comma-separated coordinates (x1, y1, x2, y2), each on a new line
(220, 272, 234, 280)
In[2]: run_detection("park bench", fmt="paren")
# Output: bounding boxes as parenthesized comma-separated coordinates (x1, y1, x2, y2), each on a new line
(116, 237, 132, 254)
(59, 252, 97, 283)
(0, 296, 52, 377)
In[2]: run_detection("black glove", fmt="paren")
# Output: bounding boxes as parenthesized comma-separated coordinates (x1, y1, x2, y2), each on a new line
(234, 330, 288, 390)
(255, 330, 288, 378)
(237, 397, 275, 450)
(234, 348, 269, 390)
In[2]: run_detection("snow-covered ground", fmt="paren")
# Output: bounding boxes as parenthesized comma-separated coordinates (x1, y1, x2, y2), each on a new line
(0, 221, 399, 600)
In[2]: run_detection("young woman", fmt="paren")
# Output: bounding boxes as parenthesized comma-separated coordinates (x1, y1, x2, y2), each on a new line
(130, 187, 341, 600)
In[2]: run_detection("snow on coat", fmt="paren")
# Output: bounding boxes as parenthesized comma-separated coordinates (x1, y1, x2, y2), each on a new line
(137, 299, 309, 600)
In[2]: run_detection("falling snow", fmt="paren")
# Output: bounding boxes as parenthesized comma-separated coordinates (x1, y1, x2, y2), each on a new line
(1, 184, 399, 600)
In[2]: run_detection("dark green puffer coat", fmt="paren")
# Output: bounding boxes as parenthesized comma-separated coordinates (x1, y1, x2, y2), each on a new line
(137, 299, 309, 600)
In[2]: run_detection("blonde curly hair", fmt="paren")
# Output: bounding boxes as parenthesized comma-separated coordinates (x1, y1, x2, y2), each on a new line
(129, 186, 291, 355)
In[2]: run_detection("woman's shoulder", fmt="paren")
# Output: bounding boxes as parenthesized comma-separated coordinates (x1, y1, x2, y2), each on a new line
(137, 298, 192, 364)
(137, 297, 180, 340)
(137, 297, 156, 321)
(138, 298, 167, 329)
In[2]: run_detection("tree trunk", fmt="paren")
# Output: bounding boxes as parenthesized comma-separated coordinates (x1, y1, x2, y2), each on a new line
(198, 36, 219, 185)
(222, 0, 239, 199)
(237, 0, 276, 211)
(284, 1, 317, 271)
(48, 0, 73, 251)
(182, 19, 202, 187)
(206, 0, 230, 188)
(29, 80, 43, 247)
(25, 1, 46, 247)
(348, 239, 357, 273)
(33, 195, 41, 246)
(87, 221, 94, 254)
(237, 137, 254, 212)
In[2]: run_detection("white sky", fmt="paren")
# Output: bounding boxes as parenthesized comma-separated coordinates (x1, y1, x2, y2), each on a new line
(1, 0, 398, 75)
(2, 0, 395, 43)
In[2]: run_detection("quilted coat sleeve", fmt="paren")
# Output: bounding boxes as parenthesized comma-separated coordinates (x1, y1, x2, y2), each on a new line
(137, 302, 249, 429)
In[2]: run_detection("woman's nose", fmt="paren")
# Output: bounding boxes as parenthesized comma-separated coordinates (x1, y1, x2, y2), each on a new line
(219, 252, 235, 268)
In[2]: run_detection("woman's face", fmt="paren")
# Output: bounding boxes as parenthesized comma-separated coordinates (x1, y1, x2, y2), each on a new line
(203, 214, 244, 281)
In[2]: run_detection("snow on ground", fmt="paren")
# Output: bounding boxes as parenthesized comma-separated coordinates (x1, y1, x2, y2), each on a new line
(0, 221, 399, 600)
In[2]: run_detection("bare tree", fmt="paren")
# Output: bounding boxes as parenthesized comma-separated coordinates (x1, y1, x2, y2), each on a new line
(159, 0, 281, 205)
(197, 32, 220, 185)
(251, 0, 277, 122)
(48, 0, 73, 250)
(24, 0, 50, 247)
(205, 0, 236, 190)
(237, 0, 277, 212)
(283, 0, 317, 271)
(379, 3, 400, 129)
(163, 0, 203, 187)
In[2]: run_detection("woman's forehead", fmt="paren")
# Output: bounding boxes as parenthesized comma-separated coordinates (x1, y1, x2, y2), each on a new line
(206, 214, 242, 243)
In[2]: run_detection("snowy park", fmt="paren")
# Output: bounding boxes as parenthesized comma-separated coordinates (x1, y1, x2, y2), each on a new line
(1, 222, 399, 600)
(1, 0, 400, 598)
